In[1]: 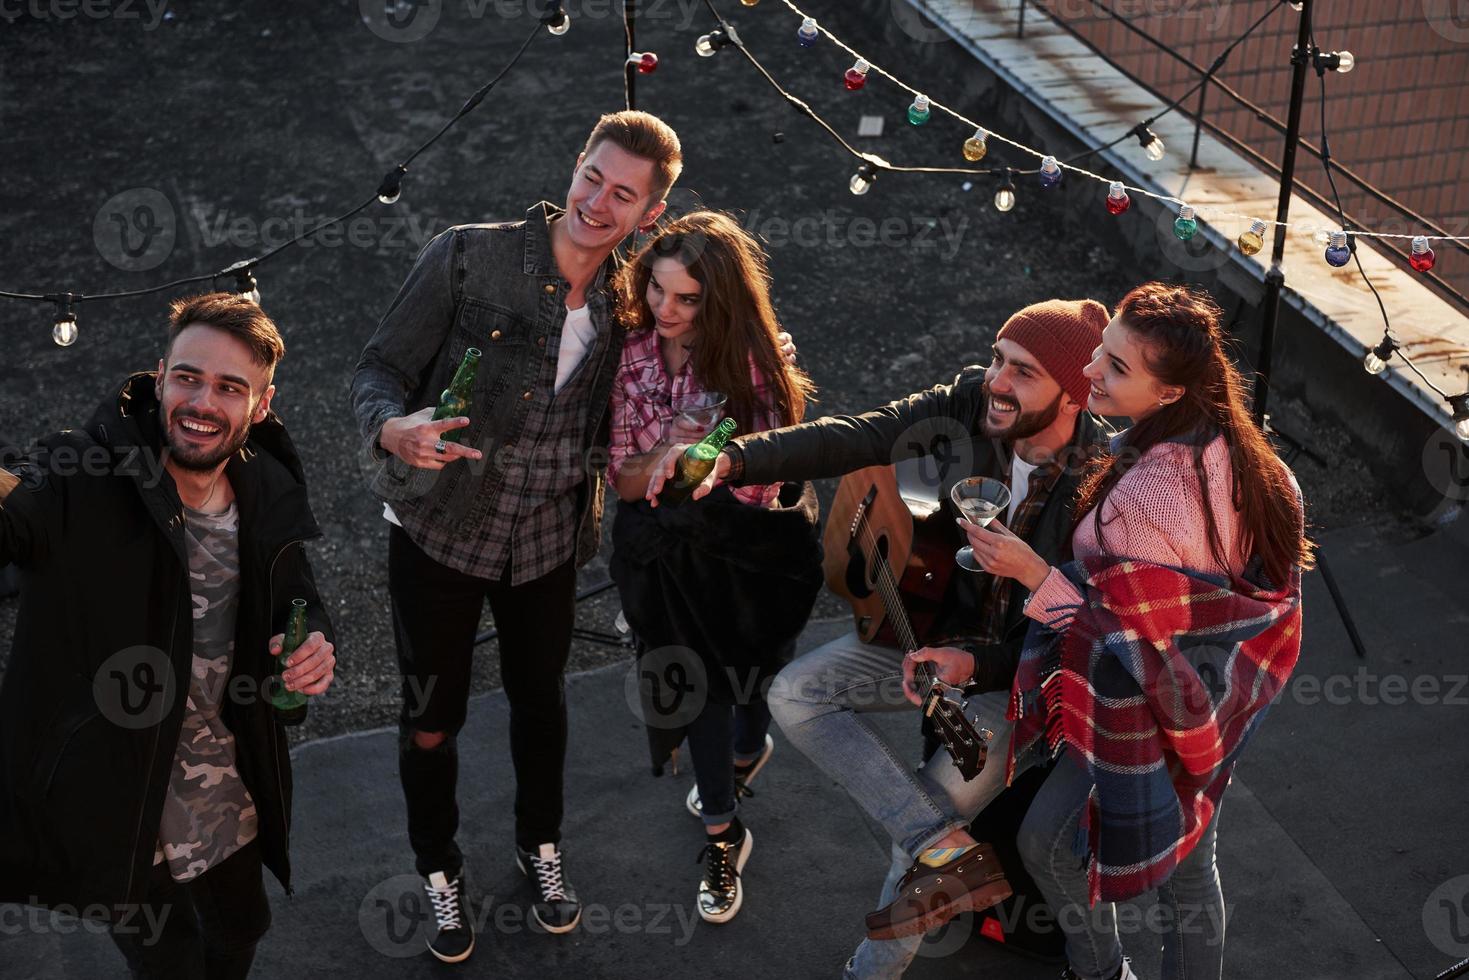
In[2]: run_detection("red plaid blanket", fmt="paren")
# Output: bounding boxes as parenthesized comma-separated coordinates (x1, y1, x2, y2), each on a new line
(1008, 555, 1303, 904)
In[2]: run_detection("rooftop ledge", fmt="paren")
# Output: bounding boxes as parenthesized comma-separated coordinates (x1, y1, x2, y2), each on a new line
(911, 0, 1469, 431)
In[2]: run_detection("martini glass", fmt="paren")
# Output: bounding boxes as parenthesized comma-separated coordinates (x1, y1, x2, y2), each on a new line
(950, 477, 1011, 572)
(671, 391, 728, 434)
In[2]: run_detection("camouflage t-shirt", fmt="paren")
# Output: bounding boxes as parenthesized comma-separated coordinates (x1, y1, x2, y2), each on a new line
(154, 500, 258, 882)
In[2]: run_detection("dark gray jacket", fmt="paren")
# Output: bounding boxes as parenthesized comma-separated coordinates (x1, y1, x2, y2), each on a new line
(349, 202, 622, 568)
(732, 365, 1111, 689)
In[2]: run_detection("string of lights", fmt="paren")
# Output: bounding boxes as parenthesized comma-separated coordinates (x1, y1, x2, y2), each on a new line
(1, 10, 562, 347)
(754, 0, 1469, 257)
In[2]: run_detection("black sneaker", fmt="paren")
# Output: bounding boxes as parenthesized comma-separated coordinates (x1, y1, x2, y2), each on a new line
(696, 825, 752, 924)
(515, 843, 582, 934)
(686, 734, 775, 818)
(1061, 959, 1138, 980)
(423, 870, 475, 963)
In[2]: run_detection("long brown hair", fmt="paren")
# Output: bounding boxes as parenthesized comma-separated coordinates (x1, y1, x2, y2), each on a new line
(615, 210, 816, 434)
(1074, 283, 1314, 586)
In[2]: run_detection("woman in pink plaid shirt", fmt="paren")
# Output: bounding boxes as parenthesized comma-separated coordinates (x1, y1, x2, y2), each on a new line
(607, 210, 820, 925)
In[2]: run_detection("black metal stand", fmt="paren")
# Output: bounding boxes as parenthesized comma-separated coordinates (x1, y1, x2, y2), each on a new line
(1253, 0, 1315, 428)
(1269, 422, 1368, 660)
(624, 0, 637, 110)
(474, 579, 634, 650)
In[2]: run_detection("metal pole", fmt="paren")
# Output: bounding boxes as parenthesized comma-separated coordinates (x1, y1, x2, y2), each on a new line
(1189, 82, 1207, 169)
(1018, 0, 1027, 38)
(1253, 0, 1314, 426)
(624, 0, 637, 110)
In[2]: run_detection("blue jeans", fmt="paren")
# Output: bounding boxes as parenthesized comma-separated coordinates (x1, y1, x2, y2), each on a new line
(766, 631, 1029, 980)
(686, 700, 773, 828)
(1017, 750, 1226, 980)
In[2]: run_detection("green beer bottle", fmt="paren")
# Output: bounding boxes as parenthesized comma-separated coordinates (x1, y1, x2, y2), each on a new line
(267, 598, 310, 726)
(431, 347, 481, 444)
(660, 418, 738, 506)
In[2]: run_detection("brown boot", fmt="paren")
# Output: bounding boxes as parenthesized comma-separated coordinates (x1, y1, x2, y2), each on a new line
(864, 842, 1011, 940)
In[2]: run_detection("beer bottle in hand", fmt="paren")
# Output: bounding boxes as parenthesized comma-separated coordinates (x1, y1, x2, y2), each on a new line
(659, 418, 738, 506)
(267, 598, 310, 726)
(431, 347, 481, 444)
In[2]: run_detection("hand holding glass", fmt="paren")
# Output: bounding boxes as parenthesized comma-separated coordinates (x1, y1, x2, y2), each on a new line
(950, 477, 1010, 573)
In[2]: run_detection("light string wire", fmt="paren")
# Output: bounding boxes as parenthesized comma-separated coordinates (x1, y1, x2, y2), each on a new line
(0, 18, 546, 308)
(770, 0, 1469, 244)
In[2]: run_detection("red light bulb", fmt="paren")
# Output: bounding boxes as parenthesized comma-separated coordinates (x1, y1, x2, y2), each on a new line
(629, 51, 658, 74)
(1105, 181, 1131, 215)
(1410, 235, 1437, 273)
(844, 58, 870, 91)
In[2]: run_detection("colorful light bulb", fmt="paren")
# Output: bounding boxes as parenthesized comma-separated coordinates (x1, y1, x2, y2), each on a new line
(1174, 204, 1198, 241)
(1363, 337, 1394, 376)
(797, 17, 819, 48)
(1038, 156, 1062, 188)
(628, 52, 658, 74)
(1410, 235, 1437, 273)
(844, 59, 870, 91)
(962, 128, 988, 162)
(1238, 219, 1267, 256)
(1106, 181, 1131, 215)
(740, 0, 760, 6)
(849, 164, 876, 196)
(1325, 230, 1351, 267)
(907, 94, 931, 126)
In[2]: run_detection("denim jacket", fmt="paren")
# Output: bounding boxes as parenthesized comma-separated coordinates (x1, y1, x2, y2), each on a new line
(350, 202, 624, 568)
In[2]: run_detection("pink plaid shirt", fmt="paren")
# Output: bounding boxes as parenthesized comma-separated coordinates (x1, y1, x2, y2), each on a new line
(609, 328, 782, 507)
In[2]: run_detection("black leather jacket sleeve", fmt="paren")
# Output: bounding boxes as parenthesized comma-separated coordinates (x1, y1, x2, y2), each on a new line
(734, 366, 986, 487)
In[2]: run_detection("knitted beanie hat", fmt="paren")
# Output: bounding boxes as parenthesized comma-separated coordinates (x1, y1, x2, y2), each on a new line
(996, 298, 1110, 407)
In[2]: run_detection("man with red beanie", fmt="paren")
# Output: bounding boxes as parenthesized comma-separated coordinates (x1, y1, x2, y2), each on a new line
(647, 297, 1111, 979)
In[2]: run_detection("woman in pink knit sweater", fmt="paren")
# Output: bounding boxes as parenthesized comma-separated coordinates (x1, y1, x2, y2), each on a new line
(959, 283, 1312, 980)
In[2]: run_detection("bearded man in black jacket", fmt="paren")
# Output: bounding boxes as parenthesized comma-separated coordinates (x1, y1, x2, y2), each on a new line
(0, 293, 337, 979)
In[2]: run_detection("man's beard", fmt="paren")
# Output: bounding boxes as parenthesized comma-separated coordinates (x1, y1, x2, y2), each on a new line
(980, 385, 1062, 442)
(164, 410, 250, 471)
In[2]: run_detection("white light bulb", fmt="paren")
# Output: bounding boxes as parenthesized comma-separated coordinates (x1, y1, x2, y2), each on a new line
(1145, 135, 1166, 161)
(995, 186, 1016, 212)
(1335, 50, 1355, 73)
(1457, 417, 1469, 442)
(53, 314, 78, 347)
(378, 187, 401, 205)
(849, 170, 873, 196)
(1363, 351, 1386, 375)
(546, 11, 569, 35)
(696, 33, 717, 57)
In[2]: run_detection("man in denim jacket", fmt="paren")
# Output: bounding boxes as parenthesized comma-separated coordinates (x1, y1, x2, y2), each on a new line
(350, 111, 681, 963)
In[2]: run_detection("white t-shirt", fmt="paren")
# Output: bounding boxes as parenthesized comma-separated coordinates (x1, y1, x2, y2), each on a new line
(555, 305, 596, 393)
(1007, 454, 1038, 523)
(383, 305, 596, 527)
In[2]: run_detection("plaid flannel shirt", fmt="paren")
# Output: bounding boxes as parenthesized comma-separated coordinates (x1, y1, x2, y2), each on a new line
(608, 329, 781, 508)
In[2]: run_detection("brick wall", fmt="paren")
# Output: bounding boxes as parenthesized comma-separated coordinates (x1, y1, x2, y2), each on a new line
(1033, 0, 1469, 302)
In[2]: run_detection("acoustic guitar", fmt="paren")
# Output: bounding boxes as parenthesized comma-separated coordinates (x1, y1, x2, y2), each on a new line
(822, 461, 993, 781)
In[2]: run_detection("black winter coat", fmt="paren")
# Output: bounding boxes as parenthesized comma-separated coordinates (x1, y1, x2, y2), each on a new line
(0, 374, 333, 916)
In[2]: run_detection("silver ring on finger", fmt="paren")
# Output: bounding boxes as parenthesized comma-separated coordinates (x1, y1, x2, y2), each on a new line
(434, 439, 447, 455)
